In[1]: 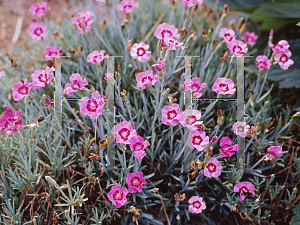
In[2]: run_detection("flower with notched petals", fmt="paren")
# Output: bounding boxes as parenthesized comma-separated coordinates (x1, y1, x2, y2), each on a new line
(64, 73, 88, 96)
(161, 103, 181, 126)
(126, 172, 147, 193)
(269, 40, 290, 54)
(256, 55, 271, 70)
(232, 121, 250, 138)
(182, 0, 203, 8)
(136, 70, 159, 89)
(31, 66, 55, 89)
(219, 136, 238, 157)
(28, 21, 48, 41)
(152, 58, 166, 72)
(79, 92, 105, 120)
(154, 23, 180, 40)
(234, 182, 255, 201)
(29, 2, 51, 17)
(107, 184, 128, 208)
(12, 79, 33, 101)
(242, 32, 258, 45)
(212, 78, 236, 95)
(267, 146, 283, 160)
(87, 50, 109, 64)
(72, 11, 94, 34)
(130, 42, 151, 63)
(45, 46, 62, 61)
(227, 39, 248, 57)
(177, 109, 201, 129)
(0, 105, 23, 135)
(274, 50, 294, 70)
(219, 28, 236, 43)
(187, 130, 209, 151)
(129, 135, 150, 152)
(117, 0, 139, 14)
(204, 157, 222, 178)
(183, 77, 207, 98)
(188, 196, 206, 214)
(111, 121, 137, 145)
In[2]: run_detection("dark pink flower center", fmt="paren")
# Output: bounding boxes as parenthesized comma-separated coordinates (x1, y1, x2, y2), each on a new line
(207, 163, 216, 173)
(258, 61, 267, 68)
(72, 80, 81, 89)
(133, 142, 143, 151)
(130, 177, 142, 187)
(237, 126, 244, 132)
(224, 33, 233, 41)
(137, 48, 146, 56)
(192, 135, 203, 145)
(233, 45, 242, 53)
(167, 110, 177, 120)
(161, 30, 173, 38)
(219, 83, 229, 92)
(247, 36, 253, 43)
(18, 85, 28, 95)
(239, 186, 249, 193)
(119, 128, 130, 141)
(38, 73, 47, 82)
(86, 99, 98, 112)
(192, 200, 201, 209)
(186, 115, 196, 125)
(34, 28, 43, 36)
(113, 190, 124, 201)
(280, 54, 288, 63)
(141, 76, 153, 83)
(191, 84, 200, 92)
(5, 118, 18, 127)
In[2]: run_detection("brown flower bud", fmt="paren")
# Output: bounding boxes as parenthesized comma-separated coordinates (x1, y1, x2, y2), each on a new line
(217, 109, 223, 116)
(99, 139, 107, 148)
(37, 116, 45, 125)
(249, 89, 254, 94)
(217, 115, 222, 126)
(127, 38, 133, 51)
(188, 170, 199, 180)
(239, 22, 247, 34)
(191, 160, 196, 169)
(174, 193, 186, 201)
(179, 26, 188, 38)
(78, 45, 83, 56)
(190, 30, 197, 41)
(52, 31, 60, 39)
(201, 29, 206, 35)
(220, 50, 229, 61)
(134, 66, 141, 76)
(223, 4, 228, 14)
(100, 19, 106, 30)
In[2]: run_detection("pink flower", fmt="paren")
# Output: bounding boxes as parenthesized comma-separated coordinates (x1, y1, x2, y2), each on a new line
(45, 98, 54, 108)
(154, 23, 180, 40)
(183, 77, 207, 98)
(269, 40, 290, 54)
(45, 46, 62, 61)
(256, 55, 271, 70)
(242, 32, 258, 45)
(12, 79, 33, 101)
(227, 40, 248, 57)
(0, 105, 23, 135)
(133, 150, 147, 159)
(188, 196, 206, 214)
(104, 71, 114, 80)
(136, 70, 159, 89)
(163, 37, 185, 50)
(211, 136, 218, 143)
(117, 0, 139, 14)
(107, 184, 128, 208)
(152, 58, 166, 72)
(87, 50, 109, 64)
(111, 121, 137, 145)
(161, 103, 181, 126)
(126, 171, 147, 193)
(219, 137, 238, 157)
(267, 146, 283, 160)
(232, 121, 250, 138)
(72, 11, 94, 34)
(219, 28, 236, 43)
(29, 2, 51, 17)
(28, 22, 48, 41)
(79, 92, 105, 120)
(130, 42, 151, 63)
(129, 135, 150, 151)
(212, 78, 236, 95)
(204, 157, 222, 178)
(234, 182, 255, 201)
(229, 19, 236, 25)
(177, 109, 201, 128)
(182, 0, 203, 8)
(274, 51, 294, 70)
(187, 130, 209, 151)
(0, 71, 5, 78)
(64, 73, 88, 96)
(31, 66, 55, 89)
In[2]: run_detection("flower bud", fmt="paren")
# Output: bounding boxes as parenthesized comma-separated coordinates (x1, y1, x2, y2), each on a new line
(162, 88, 170, 97)
(293, 188, 297, 194)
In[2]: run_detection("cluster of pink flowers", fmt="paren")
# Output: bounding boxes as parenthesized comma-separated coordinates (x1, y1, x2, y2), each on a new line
(219, 28, 251, 57)
(72, 11, 94, 34)
(108, 171, 147, 208)
(45, 46, 62, 61)
(64, 73, 88, 96)
(270, 40, 294, 70)
(111, 121, 150, 159)
(87, 50, 110, 64)
(0, 105, 23, 135)
(183, 77, 236, 97)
